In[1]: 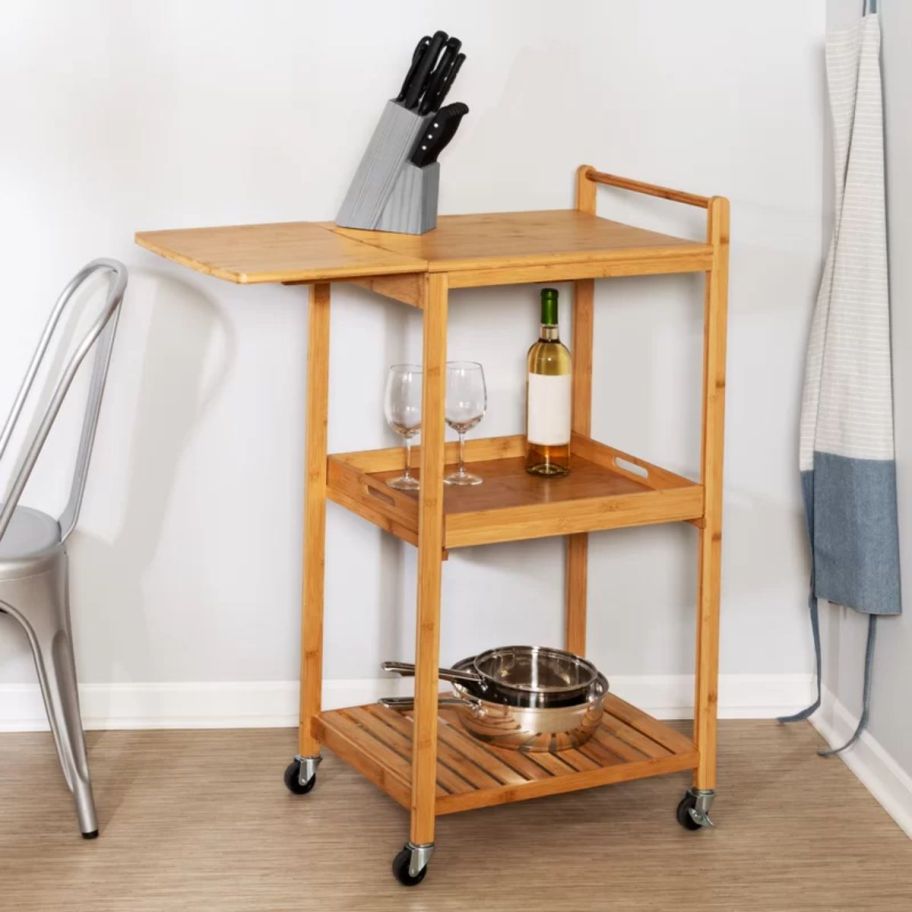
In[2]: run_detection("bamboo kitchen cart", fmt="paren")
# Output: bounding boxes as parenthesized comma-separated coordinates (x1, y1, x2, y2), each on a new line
(135, 166, 729, 886)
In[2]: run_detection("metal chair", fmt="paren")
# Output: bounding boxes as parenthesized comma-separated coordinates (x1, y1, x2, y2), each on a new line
(0, 259, 127, 838)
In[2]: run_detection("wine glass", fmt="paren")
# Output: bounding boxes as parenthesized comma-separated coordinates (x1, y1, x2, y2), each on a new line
(445, 361, 487, 486)
(384, 364, 422, 490)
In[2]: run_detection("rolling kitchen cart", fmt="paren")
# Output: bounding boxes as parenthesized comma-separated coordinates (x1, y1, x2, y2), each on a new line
(135, 166, 729, 886)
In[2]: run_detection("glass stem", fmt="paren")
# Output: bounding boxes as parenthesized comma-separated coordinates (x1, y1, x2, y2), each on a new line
(404, 438, 412, 480)
(458, 431, 466, 476)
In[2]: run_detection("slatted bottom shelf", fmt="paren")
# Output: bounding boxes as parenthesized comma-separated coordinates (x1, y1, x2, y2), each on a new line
(312, 693, 698, 815)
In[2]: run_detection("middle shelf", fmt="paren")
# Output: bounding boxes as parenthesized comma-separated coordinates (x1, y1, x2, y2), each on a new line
(327, 433, 703, 549)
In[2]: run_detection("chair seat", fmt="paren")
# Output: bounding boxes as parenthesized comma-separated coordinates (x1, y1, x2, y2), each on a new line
(0, 505, 62, 580)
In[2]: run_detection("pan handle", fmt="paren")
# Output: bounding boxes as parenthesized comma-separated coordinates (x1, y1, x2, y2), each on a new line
(381, 660, 481, 686)
(378, 696, 465, 709)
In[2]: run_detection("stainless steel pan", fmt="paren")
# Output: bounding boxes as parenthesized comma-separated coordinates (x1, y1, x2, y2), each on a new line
(380, 657, 609, 753)
(382, 645, 600, 709)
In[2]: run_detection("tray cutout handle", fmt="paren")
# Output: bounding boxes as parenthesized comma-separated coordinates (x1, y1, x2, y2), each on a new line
(614, 456, 649, 479)
(366, 482, 397, 506)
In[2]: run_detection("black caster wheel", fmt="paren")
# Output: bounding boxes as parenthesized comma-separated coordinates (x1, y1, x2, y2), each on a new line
(676, 792, 704, 830)
(283, 759, 316, 795)
(392, 846, 428, 887)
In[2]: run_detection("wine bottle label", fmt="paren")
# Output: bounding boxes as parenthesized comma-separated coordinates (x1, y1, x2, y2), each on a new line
(527, 373, 572, 445)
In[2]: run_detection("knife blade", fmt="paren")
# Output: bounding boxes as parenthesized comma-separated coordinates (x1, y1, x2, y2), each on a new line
(418, 36, 462, 115)
(403, 30, 447, 110)
(410, 102, 469, 167)
(395, 35, 431, 103)
(426, 51, 465, 112)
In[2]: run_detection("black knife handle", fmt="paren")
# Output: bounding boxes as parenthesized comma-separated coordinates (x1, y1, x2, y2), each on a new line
(410, 102, 469, 167)
(418, 36, 461, 115)
(396, 35, 431, 103)
(403, 29, 447, 110)
(430, 52, 465, 112)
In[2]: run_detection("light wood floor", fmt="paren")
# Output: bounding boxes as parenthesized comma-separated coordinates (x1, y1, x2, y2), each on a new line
(0, 720, 909, 911)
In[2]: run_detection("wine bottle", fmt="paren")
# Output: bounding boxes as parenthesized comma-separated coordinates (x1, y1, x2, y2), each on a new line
(525, 288, 572, 476)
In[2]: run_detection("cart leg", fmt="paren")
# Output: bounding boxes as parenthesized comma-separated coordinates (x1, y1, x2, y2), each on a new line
(403, 273, 447, 874)
(565, 276, 594, 655)
(289, 282, 331, 790)
(691, 524, 722, 797)
(565, 535, 588, 655)
(692, 198, 729, 800)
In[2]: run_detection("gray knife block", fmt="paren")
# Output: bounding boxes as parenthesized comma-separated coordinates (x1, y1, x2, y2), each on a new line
(336, 100, 440, 235)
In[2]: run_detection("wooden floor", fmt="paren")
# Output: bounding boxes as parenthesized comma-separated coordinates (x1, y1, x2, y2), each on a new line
(0, 720, 909, 911)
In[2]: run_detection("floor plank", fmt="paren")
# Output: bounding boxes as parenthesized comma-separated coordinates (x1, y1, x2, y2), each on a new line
(0, 720, 909, 911)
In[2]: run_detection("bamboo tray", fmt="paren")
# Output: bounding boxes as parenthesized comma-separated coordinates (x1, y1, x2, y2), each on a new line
(327, 433, 703, 549)
(313, 693, 698, 816)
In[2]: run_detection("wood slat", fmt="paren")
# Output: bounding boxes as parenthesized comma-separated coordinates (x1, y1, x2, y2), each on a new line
(605, 694, 697, 756)
(326, 711, 446, 797)
(544, 748, 603, 773)
(366, 705, 503, 791)
(589, 728, 652, 763)
(311, 714, 412, 809)
(435, 752, 697, 816)
(344, 708, 466, 795)
(597, 714, 672, 760)
(576, 734, 630, 767)
(437, 709, 555, 783)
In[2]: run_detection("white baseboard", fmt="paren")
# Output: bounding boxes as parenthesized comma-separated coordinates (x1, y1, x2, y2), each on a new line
(0, 672, 815, 732)
(7, 674, 907, 842)
(810, 687, 912, 840)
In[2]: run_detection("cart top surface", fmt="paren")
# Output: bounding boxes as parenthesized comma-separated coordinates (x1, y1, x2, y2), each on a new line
(135, 210, 709, 285)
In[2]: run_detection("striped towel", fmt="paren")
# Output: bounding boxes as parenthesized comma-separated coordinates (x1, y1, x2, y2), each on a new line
(781, 9, 901, 754)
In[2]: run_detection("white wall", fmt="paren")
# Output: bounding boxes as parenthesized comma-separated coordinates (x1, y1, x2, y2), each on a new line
(0, 1, 826, 715)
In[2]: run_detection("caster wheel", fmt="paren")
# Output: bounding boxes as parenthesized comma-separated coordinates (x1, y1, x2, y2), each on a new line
(676, 793, 702, 830)
(283, 759, 316, 795)
(392, 846, 428, 887)
(676, 790, 716, 830)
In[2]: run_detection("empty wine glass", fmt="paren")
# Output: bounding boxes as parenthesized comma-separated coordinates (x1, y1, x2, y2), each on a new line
(445, 361, 487, 486)
(384, 364, 422, 490)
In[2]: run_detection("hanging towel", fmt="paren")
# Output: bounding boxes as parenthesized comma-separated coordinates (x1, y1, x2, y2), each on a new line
(781, 7, 901, 754)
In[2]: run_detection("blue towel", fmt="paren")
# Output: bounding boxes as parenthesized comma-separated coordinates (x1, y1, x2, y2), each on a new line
(781, 10, 901, 755)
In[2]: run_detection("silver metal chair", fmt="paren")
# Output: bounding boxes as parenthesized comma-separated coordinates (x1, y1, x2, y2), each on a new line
(0, 259, 127, 838)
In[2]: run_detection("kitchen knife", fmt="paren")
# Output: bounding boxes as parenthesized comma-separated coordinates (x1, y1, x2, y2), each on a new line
(395, 35, 431, 103)
(403, 30, 448, 110)
(410, 102, 469, 167)
(418, 36, 462, 115)
(427, 51, 465, 112)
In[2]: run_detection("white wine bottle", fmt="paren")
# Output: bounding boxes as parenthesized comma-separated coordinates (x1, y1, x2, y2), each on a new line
(525, 288, 571, 476)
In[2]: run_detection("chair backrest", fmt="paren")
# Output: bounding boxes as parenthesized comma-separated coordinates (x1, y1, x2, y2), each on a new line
(0, 259, 128, 544)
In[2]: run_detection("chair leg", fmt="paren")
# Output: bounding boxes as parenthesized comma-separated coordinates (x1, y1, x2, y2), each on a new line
(4, 559, 99, 838)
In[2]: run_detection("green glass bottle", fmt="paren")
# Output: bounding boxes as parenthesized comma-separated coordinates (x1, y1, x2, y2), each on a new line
(525, 288, 572, 476)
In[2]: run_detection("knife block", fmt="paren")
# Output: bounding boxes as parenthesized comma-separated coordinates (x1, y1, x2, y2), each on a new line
(336, 100, 440, 235)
